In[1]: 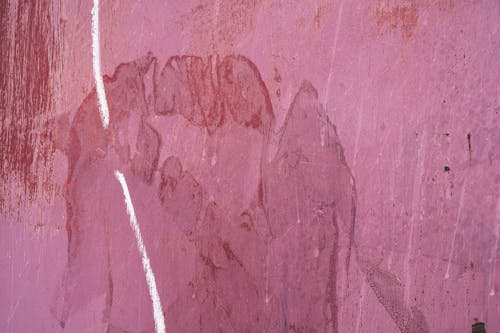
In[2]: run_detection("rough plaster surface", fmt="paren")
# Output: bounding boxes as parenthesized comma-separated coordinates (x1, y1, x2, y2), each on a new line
(1, 1, 499, 332)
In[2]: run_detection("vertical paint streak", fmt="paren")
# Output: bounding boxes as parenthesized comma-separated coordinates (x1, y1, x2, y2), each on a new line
(403, 129, 427, 305)
(0, 1, 59, 215)
(352, 103, 363, 168)
(294, 178, 301, 224)
(487, 199, 499, 296)
(387, 126, 404, 270)
(91, 0, 110, 128)
(444, 181, 467, 279)
(114, 170, 166, 333)
(323, 0, 345, 105)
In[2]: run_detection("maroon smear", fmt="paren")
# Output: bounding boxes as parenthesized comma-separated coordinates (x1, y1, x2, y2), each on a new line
(56, 53, 426, 332)
(0, 2, 60, 215)
(154, 55, 273, 135)
(218, 55, 274, 133)
(131, 121, 161, 184)
(158, 156, 203, 233)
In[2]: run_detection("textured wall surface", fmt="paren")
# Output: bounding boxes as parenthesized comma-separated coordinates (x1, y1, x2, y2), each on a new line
(1, 1, 499, 332)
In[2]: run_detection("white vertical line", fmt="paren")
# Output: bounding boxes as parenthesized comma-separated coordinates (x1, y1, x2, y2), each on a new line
(323, 0, 345, 105)
(488, 202, 499, 296)
(90, 2, 163, 331)
(444, 181, 467, 280)
(403, 129, 427, 305)
(114, 170, 166, 333)
(92, 0, 110, 128)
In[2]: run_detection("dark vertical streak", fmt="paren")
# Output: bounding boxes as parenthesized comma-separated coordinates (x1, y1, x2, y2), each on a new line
(467, 132, 472, 161)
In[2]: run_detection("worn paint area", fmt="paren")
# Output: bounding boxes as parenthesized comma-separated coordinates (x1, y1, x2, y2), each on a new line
(0, 2, 60, 215)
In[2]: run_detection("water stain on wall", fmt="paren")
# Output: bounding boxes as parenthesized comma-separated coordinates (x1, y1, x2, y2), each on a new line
(52, 53, 374, 332)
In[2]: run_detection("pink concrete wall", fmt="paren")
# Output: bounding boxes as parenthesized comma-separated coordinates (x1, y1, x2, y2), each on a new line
(1, 1, 499, 332)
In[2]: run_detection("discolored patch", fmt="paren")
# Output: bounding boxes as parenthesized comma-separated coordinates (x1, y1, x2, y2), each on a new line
(0, 2, 61, 215)
(374, 0, 419, 40)
(58, 53, 362, 332)
(179, 0, 262, 54)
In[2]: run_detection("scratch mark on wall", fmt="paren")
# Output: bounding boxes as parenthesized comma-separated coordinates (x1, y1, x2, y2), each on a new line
(114, 170, 166, 333)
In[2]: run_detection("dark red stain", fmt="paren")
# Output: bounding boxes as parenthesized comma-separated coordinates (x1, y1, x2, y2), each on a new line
(154, 54, 273, 135)
(54, 52, 427, 332)
(180, 0, 260, 54)
(0, 2, 59, 215)
(131, 121, 161, 184)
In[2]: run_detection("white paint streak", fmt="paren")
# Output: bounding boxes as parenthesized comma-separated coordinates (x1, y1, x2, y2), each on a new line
(323, 0, 345, 105)
(487, 201, 499, 296)
(92, 0, 110, 128)
(91, 3, 162, 330)
(114, 171, 166, 333)
(444, 181, 467, 280)
(265, 250, 271, 306)
(320, 123, 326, 147)
(352, 104, 363, 167)
(211, 0, 221, 50)
(403, 129, 426, 305)
(201, 129, 207, 161)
